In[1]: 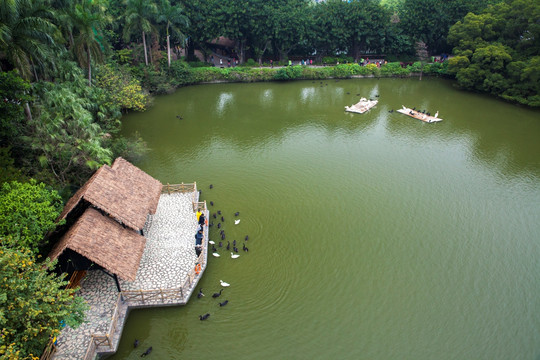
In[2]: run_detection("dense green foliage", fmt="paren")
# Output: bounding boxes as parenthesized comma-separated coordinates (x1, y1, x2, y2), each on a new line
(0, 245, 87, 359)
(447, 0, 540, 106)
(0, 180, 64, 253)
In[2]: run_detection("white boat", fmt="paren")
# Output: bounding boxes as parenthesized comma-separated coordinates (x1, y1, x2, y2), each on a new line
(345, 98, 378, 114)
(396, 106, 442, 123)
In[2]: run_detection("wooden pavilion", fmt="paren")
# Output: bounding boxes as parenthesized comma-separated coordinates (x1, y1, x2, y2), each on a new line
(48, 158, 162, 290)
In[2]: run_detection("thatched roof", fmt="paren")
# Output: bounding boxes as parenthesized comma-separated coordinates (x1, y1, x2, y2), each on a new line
(59, 158, 162, 231)
(49, 208, 146, 281)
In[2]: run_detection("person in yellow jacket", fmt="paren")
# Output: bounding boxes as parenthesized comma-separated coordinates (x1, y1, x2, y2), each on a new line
(196, 210, 202, 221)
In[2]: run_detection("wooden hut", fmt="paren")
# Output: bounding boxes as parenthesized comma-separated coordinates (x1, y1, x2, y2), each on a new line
(48, 158, 162, 290)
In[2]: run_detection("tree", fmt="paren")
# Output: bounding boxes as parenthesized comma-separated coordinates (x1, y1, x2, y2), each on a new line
(0, 71, 32, 146)
(70, 0, 111, 85)
(27, 78, 112, 186)
(157, 0, 189, 68)
(272, 0, 310, 61)
(0, 244, 87, 359)
(0, 0, 57, 81)
(124, 0, 158, 66)
(0, 180, 64, 254)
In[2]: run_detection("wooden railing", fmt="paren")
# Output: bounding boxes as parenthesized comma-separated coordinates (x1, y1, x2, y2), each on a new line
(162, 182, 197, 194)
(121, 287, 184, 304)
(39, 339, 56, 360)
(83, 339, 97, 360)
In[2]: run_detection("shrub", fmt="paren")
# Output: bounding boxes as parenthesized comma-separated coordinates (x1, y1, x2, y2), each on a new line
(380, 62, 411, 77)
(244, 58, 257, 67)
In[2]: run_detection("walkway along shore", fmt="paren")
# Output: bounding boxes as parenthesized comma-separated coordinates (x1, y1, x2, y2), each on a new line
(50, 184, 209, 360)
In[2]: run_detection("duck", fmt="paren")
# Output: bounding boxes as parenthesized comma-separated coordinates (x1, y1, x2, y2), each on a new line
(217, 210, 222, 215)
(218, 241, 223, 247)
(243, 243, 249, 252)
(245, 235, 249, 241)
(212, 213, 217, 219)
(212, 289, 223, 298)
(209, 240, 215, 245)
(210, 201, 214, 206)
(231, 252, 240, 259)
(199, 313, 210, 320)
(212, 245, 217, 252)
(197, 288, 205, 298)
(212, 252, 220, 257)
(134, 339, 139, 348)
(233, 240, 236, 246)
(221, 216, 225, 222)
(220, 280, 230, 287)
(233, 246, 239, 253)
(209, 184, 213, 189)
(219, 300, 229, 307)
(234, 212, 240, 216)
(221, 233, 225, 240)
(388, 109, 394, 113)
(226, 241, 230, 250)
(141, 347, 153, 357)
(176, 115, 183, 119)
(217, 223, 221, 229)
(234, 219, 240, 225)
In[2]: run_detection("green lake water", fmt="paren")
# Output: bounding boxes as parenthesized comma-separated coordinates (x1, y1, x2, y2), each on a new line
(109, 78, 540, 360)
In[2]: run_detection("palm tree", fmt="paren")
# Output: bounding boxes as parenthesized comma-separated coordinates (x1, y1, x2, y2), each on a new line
(124, 0, 157, 66)
(157, 0, 188, 67)
(0, 0, 57, 121)
(70, 0, 110, 85)
(0, 0, 57, 81)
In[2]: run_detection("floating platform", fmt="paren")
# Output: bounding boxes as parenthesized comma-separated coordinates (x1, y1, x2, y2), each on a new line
(345, 98, 378, 114)
(397, 106, 442, 123)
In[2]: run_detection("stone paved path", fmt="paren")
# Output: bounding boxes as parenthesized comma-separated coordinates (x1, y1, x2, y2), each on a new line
(52, 192, 202, 360)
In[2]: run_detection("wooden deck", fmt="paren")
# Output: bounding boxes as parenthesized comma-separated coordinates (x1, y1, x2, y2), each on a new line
(397, 107, 442, 123)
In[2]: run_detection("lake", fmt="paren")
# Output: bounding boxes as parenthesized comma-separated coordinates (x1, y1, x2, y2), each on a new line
(109, 77, 540, 360)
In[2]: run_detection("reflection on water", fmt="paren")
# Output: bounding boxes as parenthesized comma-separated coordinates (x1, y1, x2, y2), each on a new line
(114, 78, 540, 360)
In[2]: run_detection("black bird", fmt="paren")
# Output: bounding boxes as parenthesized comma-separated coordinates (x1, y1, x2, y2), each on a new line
(217, 210, 222, 215)
(412, 107, 416, 110)
(245, 235, 249, 241)
(134, 339, 139, 348)
(141, 347, 152, 357)
(243, 243, 249, 252)
(199, 313, 210, 321)
(233, 240, 236, 246)
(198, 189, 202, 195)
(212, 289, 223, 298)
(375, 94, 380, 97)
(217, 223, 221, 229)
(218, 241, 223, 247)
(233, 246, 239, 253)
(346, 92, 350, 95)
(226, 241, 230, 250)
(388, 109, 394, 113)
(197, 288, 204, 298)
(212, 245, 217, 252)
(210, 201, 214, 206)
(219, 300, 229, 307)
(220, 230, 224, 235)
(221, 233, 225, 240)
(176, 115, 183, 119)
(209, 184, 213, 189)
(234, 212, 240, 216)
(221, 216, 225, 222)
(212, 213, 217, 219)
(209, 222, 214, 227)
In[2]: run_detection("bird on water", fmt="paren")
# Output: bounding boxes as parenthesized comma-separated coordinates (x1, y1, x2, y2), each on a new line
(212, 289, 223, 298)
(133, 339, 139, 348)
(219, 300, 229, 307)
(199, 313, 210, 320)
(141, 347, 152, 357)
(234, 219, 240, 225)
(231, 252, 240, 259)
(220, 280, 230, 287)
(197, 288, 204, 298)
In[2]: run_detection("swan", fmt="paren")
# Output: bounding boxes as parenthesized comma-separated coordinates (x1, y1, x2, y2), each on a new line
(234, 219, 240, 225)
(199, 313, 210, 320)
(212, 289, 223, 298)
(220, 280, 230, 287)
(219, 300, 229, 307)
(212, 252, 220, 257)
(231, 252, 240, 259)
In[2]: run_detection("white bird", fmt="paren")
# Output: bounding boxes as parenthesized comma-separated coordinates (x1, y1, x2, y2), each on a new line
(434, 111, 439, 118)
(220, 280, 230, 287)
(212, 252, 220, 257)
(234, 219, 241, 225)
(209, 240, 215, 245)
(231, 252, 240, 259)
